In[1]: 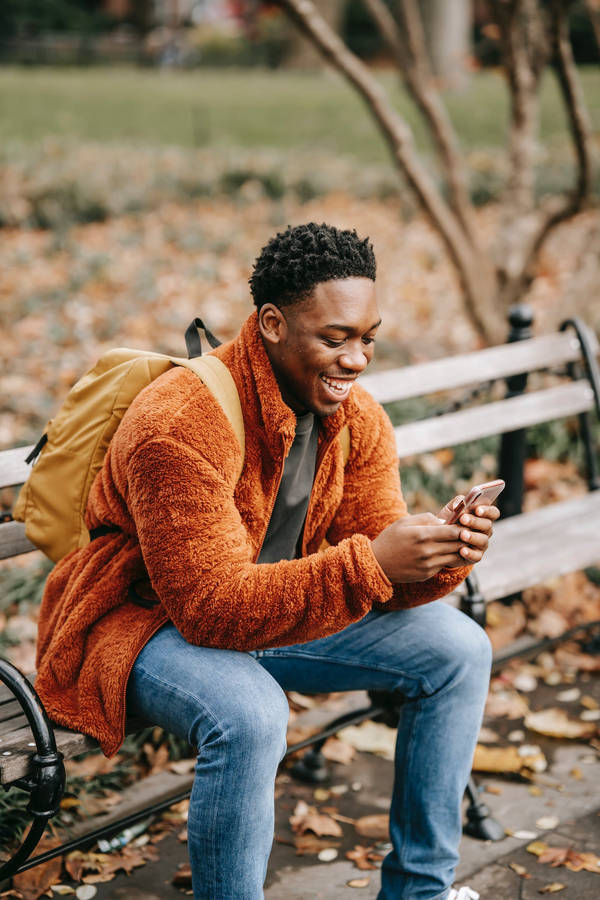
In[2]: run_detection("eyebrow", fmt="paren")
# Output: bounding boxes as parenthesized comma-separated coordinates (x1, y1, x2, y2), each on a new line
(324, 319, 382, 333)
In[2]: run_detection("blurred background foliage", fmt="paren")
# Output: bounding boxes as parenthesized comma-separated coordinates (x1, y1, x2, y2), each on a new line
(0, 1, 598, 66)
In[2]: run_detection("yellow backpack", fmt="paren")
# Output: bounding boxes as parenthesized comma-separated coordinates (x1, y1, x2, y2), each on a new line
(14, 320, 245, 563)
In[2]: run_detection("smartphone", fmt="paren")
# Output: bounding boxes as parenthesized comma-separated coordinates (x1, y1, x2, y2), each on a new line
(444, 479, 505, 525)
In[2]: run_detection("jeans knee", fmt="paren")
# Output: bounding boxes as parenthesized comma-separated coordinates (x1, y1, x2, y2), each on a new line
(189, 669, 289, 761)
(231, 681, 289, 756)
(466, 614, 492, 666)
(448, 611, 492, 682)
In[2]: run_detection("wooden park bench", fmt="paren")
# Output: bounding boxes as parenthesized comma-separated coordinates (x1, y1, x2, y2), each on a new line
(1, 307, 599, 882)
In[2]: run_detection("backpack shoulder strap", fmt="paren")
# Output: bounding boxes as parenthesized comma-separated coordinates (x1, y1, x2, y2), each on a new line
(177, 355, 245, 479)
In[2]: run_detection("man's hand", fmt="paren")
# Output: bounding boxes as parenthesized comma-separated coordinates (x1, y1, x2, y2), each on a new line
(371, 504, 499, 585)
(439, 494, 500, 563)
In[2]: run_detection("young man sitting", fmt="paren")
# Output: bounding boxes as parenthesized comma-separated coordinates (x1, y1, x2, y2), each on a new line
(36, 223, 496, 900)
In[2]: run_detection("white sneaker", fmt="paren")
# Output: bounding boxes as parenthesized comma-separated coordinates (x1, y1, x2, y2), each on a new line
(448, 889, 480, 900)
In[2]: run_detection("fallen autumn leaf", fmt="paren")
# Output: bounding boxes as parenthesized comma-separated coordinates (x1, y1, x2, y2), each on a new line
(525, 708, 598, 739)
(354, 815, 390, 841)
(289, 801, 343, 838)
(12, 837, 63, 900)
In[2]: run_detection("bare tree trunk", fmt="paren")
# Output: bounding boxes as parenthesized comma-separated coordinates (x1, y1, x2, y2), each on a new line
(419, 0, 472, 88)
(364, 0, 479, 245)
(276, 0, 594, 345)
(283, 0, 345, 68)
(280, 0, 500, 343)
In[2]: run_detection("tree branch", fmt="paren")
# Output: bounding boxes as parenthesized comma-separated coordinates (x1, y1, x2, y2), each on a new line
(277, 0, 498, 342)
(500, 0, 595, 305)
(521, 1, 593, 275)
(552, 0, 593, 205)
(362, 0, 479, 246)
(491, 0, 540, 217)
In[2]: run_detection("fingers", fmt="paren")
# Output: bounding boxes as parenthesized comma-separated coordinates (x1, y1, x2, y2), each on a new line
(429, 527, 488, 562)
(458, 527, 488, 551)
(443, 539, 486, 562)
(458, 544, 485, 562)
(436, 552, 473, 569)
(458, 505, 500, 534)
(426, 524, 465, 542)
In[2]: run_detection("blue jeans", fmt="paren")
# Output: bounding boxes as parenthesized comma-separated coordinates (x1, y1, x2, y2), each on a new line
(126, 602, 491, 900)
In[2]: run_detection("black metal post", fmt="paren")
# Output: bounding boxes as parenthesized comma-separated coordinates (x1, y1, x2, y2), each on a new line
(578, 410, 600, 491)
(460, 573, 487, 628)
(497, 303, 534, 521)
(560, 318, 600, 492)
(464, 777, 505, 841)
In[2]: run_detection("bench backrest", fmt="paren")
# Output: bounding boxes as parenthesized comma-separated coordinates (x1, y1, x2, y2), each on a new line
(360, 327, 599, 458)
(2, 326, 598, 561)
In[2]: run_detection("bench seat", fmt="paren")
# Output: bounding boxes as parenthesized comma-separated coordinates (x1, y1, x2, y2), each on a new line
(0, 673, 134, 784)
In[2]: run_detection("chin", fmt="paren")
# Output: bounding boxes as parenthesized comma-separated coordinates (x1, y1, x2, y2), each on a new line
(315, 399, 343, 417)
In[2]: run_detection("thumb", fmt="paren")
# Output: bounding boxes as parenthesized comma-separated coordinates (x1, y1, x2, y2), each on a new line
(437, 495, 465, 523)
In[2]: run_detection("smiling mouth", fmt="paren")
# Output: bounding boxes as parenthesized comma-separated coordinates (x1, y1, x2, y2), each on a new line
(320, 374, 355, 397)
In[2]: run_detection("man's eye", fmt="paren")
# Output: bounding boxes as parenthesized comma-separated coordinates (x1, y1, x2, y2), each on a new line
(362, 337, 376, 345)
(323, 338, 345, 347)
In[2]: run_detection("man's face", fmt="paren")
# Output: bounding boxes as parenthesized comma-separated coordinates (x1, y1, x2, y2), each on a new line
(258, 277, 380, 417)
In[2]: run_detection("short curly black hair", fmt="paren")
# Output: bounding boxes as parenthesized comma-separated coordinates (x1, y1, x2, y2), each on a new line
(249, 222, 376, 309)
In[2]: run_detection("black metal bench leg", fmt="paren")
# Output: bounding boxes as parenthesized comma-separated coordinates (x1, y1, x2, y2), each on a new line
(288, 701, 387, 783)
(0, 659, 65, 882)
(464, 776, 505, 841)
(459, 573, 504, 840)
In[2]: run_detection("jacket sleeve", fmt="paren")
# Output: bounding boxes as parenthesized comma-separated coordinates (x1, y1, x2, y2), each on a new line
(125, 436, 393, 651)
(325, 394, 470, 610)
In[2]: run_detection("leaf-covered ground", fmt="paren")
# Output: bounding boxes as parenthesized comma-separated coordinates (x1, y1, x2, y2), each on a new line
(2, 175, 599, 448)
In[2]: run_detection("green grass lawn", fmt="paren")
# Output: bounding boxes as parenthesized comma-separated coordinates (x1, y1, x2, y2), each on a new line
(0, 65, 598, 161)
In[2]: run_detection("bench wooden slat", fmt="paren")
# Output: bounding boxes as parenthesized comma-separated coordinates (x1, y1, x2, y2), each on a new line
(361, 330, 598, 404)
(0, 706, 28, 729)
(0, 698, 26, 722)
(0, 446, 34, 490)
(0, 722, 35, 746)
(474, 492, 600, 601)
(394, 380, 595, 458)
(0, 672, 35, 706)
(0, 716, 151, 784)
(0, 520, 37, 559)
(0, 727, 98, 783)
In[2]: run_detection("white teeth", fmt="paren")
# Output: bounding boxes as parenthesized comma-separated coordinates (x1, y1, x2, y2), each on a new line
(321, 376, 352, 394)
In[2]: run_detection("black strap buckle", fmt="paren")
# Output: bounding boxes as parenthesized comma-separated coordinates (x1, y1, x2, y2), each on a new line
(184, 318, 222, 359)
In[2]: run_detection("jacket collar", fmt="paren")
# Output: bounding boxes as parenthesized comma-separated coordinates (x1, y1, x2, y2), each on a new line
(223, 312, 360, 457)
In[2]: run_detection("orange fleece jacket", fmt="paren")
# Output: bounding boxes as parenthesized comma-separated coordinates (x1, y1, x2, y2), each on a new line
(35, 313, 469, 756)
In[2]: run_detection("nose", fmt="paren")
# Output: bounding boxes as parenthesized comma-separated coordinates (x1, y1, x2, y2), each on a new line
(338, 342, 370, 373)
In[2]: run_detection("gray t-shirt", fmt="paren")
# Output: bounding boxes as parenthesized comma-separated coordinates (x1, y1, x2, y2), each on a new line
(257, 412, 319, 563)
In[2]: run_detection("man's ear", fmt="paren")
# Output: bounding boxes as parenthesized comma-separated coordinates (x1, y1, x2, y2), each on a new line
(258, 303, 287, 346)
